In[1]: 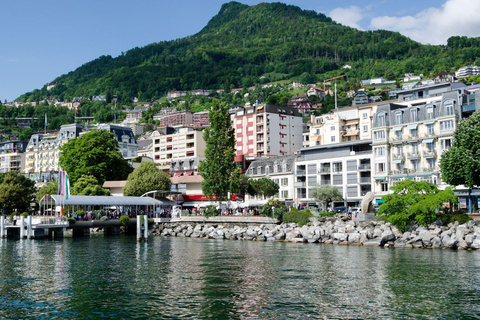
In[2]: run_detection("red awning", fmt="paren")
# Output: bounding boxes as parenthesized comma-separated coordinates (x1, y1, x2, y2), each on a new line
(186, 171, 194, 176)
(174, 172, 183, 177)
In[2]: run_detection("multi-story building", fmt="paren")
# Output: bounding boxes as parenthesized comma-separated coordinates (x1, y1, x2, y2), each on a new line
(371, 90, 463, 201)
(24, 124, 137, 183)
(456, 65, 480, 78)
(153, 110, 193, 127)
(245, 155, 296, 207)
(167, 91, 187, 99)
(192, 110, 210, 128)
(0, 140, 28, 173)
(232, 104, 303, 159)
(150, 127, 206, 171)
(309, 100, 393, 147)
(295, 140, 373, 208)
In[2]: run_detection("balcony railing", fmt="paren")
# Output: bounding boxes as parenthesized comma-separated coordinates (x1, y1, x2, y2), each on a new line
(407, 152, 420, 158)
(422, 150, 436, 157)
(392, 153, 404, 160)
(319, 168, 331, 173)
(358, 164, 371, 170)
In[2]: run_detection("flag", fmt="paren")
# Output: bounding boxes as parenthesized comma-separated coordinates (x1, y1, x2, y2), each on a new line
(58, 166, 70, 200)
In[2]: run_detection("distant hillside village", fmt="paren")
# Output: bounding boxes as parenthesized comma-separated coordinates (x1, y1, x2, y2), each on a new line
(2, 64, 480, 211)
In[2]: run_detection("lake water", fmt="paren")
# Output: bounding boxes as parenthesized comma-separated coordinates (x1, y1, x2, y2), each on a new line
(1, 235, 480, 319)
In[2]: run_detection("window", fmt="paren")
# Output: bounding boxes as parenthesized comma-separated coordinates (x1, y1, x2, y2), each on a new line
(411, 143, 419, 154)
(333, 162, 343, 172)
(427, 124, 434, 135)
(236, 146, 242, 151)
(308, 175, 317, 185)
(347, 173, 357, 184)
(441, 139, 452, 150)
(281, 178, 288, 186)
(411, 160, 419, 170)
(374, 130, 385, 140)
(410, 129, 418, 137)
(331, 136, 335, 142)
(331, 126, 335, 131)
(363, 125, 368, 133)
(248, 126, 253, 131)
(376, 163, 385, 173)
(428, 159, 436, 169)
(444, 100, 454, 115)
(395, 112, 402, 124)
(426, 142, 434, 152)
(347, 160, 357, 171)
(281, 190, 289, 198)
(236, 120, 242, 124)
(236, 128, 242, 133)
(307, 164, 316, 174)
(440, 120, 454, 131)
(397, 145, 403, 155)
(410, 108, 418, 122)
(381, 182, 388, 192)
(426, 107, 434, 119)
(363, 113, 368, 119)
(375, 147, 385, 157)
(347, 186, 357, 197)
(332, 174, 343, 185)
(378, 114, 386, 126)
(237, 137, 242, 142)
(395, 130, 402, 140)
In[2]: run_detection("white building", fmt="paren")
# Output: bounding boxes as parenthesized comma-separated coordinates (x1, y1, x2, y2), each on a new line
(456, 65, 480, 78)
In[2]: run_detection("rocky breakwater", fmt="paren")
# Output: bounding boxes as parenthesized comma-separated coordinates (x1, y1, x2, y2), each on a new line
(150, 217, 480, 250)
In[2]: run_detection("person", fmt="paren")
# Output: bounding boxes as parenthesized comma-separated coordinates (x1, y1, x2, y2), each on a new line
(13, 215, 17, 226)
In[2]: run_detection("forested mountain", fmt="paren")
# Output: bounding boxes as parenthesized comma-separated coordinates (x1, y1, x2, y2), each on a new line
(18, 1, 480, 102)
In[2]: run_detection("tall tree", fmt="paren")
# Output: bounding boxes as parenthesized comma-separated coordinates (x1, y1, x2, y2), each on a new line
(36, 181, 57, 204)
(310, 185, 343, 212)
(59, 130, 133, 185)
(198, 100, 242, 209)
(0, 172, 36, 214)
(440, 111, 480, 188)
(247, 177, 279, 199)
(123, 161, 171, 196)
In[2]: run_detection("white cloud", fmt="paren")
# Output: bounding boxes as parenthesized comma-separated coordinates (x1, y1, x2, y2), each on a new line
(369, 0, 480, 45)
(329, 6, 364, 30)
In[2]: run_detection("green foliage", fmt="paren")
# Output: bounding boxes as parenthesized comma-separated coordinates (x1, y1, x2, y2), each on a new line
(36, 181, 58, 204)
(100, 216, 108, 221)
(246, 177, 279, 198)
(0, 172, 36, 214)
(21, 212, 28, 217)
(440, 110, 480, 188)
(310, 185, 343, 212)
(378, 180, 457, 231)
(123, 161, 171, 196)
(67, 218, 76, 224)
(318, 211, 335, 217)
(204, 205, 220, 218)
(258, 199, 287, 219)
(199, 100, 242, 205)
(76, 210, 84, 216)
(441, 210, 472, 225)
(71, 175, 110, 196)
(120, 215, 130, 226)
(59, 130, 132, 185)
(282, 208, 313, 226)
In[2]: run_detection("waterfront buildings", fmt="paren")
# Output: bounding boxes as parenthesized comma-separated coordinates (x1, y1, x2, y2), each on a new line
(0, 140, 28, 173)
(153, 110, 193, 127)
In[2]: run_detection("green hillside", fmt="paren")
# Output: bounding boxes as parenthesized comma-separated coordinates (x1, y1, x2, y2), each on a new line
(18, 1, 480, 102)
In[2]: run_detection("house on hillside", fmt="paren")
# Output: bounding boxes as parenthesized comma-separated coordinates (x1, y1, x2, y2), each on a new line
(352, 92, 372, 106)
(433, 71, 456, 84)
(306, 86, 326, 99)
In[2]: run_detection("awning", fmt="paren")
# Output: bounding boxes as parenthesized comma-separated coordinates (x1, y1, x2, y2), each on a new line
(406, 124, 418, 130)
(392, 159, 402, 164)
(393, 126, 403, 131)
(375, 177, 386, 181)
(41, 195, 168, 206)
(186, 171, 194, 176)
(174, 172, 183, 177)
(424, 121, 435, 125)
(422, 138, 434, 144)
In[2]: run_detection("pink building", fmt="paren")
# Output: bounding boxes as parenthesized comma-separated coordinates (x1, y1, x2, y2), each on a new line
(231, 105, 303, 159)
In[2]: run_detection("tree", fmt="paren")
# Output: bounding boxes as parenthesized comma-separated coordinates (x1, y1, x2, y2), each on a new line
(440, 111, 480, 188)
(71, 175, 110, 196)
(247, 177, 279, 199)
(310, 185, 343, 212)
(198, 100, 242, 209)
(0, 172, 36, 214)
(59, 130, 133, 185)
(123, 161, 171, 196)
(378, 180, 456, 232)
(36, 181, 58, 204)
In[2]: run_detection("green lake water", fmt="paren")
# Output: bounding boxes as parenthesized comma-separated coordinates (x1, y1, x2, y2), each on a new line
(1, 235, 480, 319)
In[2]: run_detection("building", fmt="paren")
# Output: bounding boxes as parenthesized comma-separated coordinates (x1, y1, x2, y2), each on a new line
(191, 89, 210, 96)
(232, 104, 303, 159)
(306, 86, 326, 99)
(456, 65, 480, 78)
(370, 90, 463, 202)
(0, 140, 28, 173)
(192, 110, 210, 128)
(245, 155, 296, 206)
(433, 71, 456, 84)
(287, 95, 312, 116)
(352, 92, 372, 106)
(153, 110, 193, 127)
(24, 124, 137, 183)
(167, 91, 187, 99)
(294, 140, 373, 208)
(397, 81, 464, 102)
(150, 127, 206, 171)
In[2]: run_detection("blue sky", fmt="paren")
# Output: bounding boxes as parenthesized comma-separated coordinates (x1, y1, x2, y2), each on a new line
(2, 0, 479, 102)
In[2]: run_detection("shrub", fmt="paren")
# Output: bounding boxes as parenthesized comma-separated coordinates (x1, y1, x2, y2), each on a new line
(282, 208, 313, 226)
(318, 211, 335, 217)
(204, 205, 220, 218)
(120, 215, 130, 226)
(67, 218, 76, 225)
(259, 199, 287, 220)
(21, 212, 28, 217)
(376, 215, 389, 222)
(76, 210, 84, 216)
(442, 210, 471, 225)
(100, 216, 108, 221)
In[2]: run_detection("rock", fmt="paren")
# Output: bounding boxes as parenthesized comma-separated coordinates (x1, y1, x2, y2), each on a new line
(361, 191, 375, 213)
(274, 231, 286, 241)
(432, 237, 442, 249)
(266, 237, 276, 241)
(381, 230, 395, 242)
(363, 238, 383, 247)
(465, 234, 475, 245)
(419, 230, 433, 243)
(445, 237, 458, 249)
(471, 239, 480, 249)
(394, 239, 407, 248)
(332, 232, 347, 242)
(291, 237, 306, 243)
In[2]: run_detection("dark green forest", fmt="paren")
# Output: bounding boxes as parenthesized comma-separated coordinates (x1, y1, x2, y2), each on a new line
(16, 2, 480, 104)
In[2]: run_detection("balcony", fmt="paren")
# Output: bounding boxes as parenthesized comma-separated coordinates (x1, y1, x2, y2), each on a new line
(296, 169, 306, 176)
(360, 177, 371, 184)
(407, 152, 420, 159)
(319, 167, 331, 174)
(423, 150, 436, 158)
(392, 153, 404, 161)
(358, 164, 371, 170)
(320, 180, 331, 185)
(407, 135, 419, 141)
(373, 120, 390, 128)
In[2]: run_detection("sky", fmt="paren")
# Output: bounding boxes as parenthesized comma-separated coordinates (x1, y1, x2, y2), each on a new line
(2, 0, 480, 102)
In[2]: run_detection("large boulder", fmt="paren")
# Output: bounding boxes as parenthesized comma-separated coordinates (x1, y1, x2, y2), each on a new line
(361, 191, 375, 213)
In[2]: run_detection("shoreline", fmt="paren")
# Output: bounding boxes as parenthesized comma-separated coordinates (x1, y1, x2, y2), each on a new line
(150, 217, 480, 250)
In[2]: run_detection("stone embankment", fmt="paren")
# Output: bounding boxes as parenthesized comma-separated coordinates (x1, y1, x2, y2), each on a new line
(150, 217, 480, 250)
